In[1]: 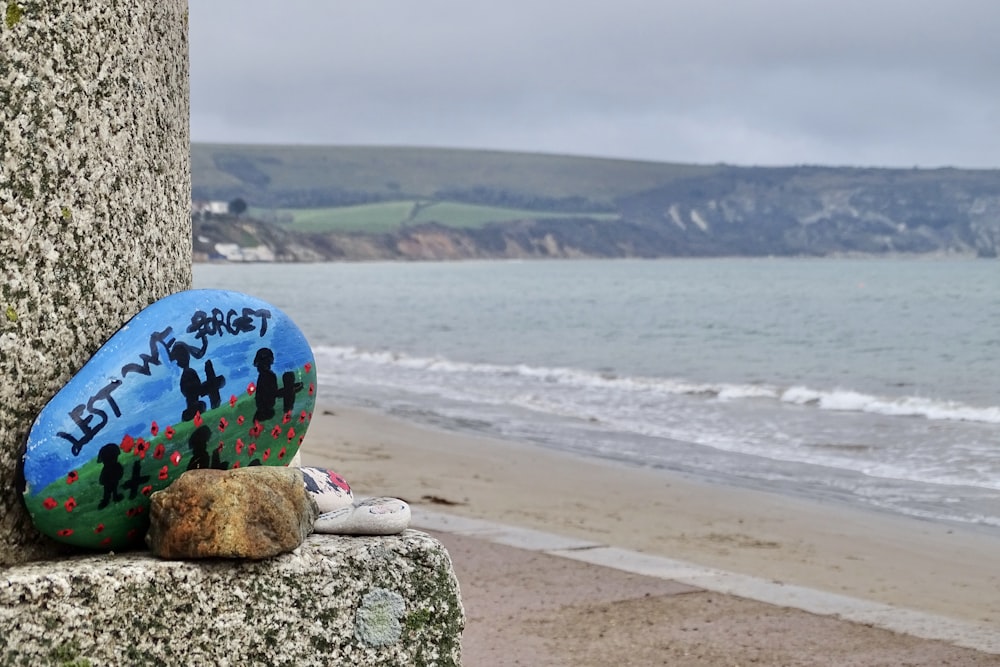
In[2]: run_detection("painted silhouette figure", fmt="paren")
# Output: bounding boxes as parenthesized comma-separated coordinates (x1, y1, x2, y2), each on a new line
(253, 348, 279, 422)
(187, 424, 228, 471)
(170, 345, 226, 422)
(253, 348, 304, 422)
(280, 371, 304, 415)
(97, 443, 124, 509)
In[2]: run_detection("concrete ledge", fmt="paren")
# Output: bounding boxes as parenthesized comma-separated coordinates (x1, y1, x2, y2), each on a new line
(0, 530, 463, 666)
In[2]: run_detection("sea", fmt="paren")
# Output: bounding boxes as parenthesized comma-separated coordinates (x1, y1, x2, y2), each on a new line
(193, 258, 1000, 533)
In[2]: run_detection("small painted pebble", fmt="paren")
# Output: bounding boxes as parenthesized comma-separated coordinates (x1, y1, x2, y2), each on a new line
(300, 466, 354, 512)
(313, 497, 411, 535)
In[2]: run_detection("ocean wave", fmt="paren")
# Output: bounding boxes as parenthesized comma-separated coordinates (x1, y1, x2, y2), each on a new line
(780, 385, 1000, 424)
(314, 345, 1000, 425)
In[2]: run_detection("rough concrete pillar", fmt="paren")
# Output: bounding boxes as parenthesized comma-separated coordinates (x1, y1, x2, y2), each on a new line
(0, 1, 190, 566)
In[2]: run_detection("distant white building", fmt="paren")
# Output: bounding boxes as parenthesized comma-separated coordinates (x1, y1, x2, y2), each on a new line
(213, 243, 276, 262)
(192, 200, 230, 217)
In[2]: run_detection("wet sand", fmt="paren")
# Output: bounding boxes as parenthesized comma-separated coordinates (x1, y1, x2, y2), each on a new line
(301, 403, 1000, 664)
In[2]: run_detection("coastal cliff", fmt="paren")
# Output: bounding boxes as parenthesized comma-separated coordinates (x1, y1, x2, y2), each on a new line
(192, 145, 1000, 261)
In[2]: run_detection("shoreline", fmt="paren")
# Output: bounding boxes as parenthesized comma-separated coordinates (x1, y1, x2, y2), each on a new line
(301, 402, 1000, 627)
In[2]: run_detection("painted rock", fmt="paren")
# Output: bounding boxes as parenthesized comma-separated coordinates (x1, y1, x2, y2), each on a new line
(313, 497, 411, 535)
(300, 466, 354, 513)
(20, 289, 318, 551)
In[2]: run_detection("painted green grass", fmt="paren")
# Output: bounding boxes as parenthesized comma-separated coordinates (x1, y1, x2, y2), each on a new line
(25, 365, 317, 551)
(254, 200, 619, 233)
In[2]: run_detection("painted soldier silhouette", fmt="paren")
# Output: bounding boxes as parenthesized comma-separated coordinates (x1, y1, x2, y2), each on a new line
(187, 424, 229, 471)
(253, 348, 279, 422)
(97, 443, 124, 509)
(170, 344, 226, 422)
(253, 348, 303, 423)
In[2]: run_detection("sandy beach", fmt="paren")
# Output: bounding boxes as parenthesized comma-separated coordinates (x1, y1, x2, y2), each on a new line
(301, 402, 1000, 664)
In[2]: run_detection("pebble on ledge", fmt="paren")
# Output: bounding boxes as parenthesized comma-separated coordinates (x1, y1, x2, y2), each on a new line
(146, 466, 317, 559)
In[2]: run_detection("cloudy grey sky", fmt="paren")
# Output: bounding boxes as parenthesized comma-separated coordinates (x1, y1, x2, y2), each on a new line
(189, 1, 1000, 169)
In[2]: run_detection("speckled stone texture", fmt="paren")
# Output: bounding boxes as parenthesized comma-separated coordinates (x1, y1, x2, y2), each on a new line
(147, 467, 318, 560)
(0, 530, 465, 666)
(0, 1, 190, 565)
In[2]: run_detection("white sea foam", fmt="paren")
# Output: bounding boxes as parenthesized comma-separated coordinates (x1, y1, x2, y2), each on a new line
(318, 345, 1000, 426)
(781, 385, 1000, 424)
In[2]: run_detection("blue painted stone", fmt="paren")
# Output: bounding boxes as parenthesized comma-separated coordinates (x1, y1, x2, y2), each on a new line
(21, 289, 318, 551)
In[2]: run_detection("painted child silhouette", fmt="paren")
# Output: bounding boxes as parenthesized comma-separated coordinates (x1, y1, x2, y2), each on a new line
(97, 443, 124, 509)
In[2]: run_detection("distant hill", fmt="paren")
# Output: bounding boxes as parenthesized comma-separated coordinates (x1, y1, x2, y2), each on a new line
(191, 144, 1000, 260)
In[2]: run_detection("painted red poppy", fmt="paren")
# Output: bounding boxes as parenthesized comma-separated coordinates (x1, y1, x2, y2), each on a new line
(299, 410, 307, 423)
(271, 425, 282, 439)
(286, 427, 295, 442)
(247, 382, 256, 395)
(158, 466, 169, 480)
(64, 497, 77, 512)
(141, 485, 153, 496)
(304, 362, 312, 373)
(101, 537, 112, 547)
(134, 438, 149, 459)
(237, 415, 245, 426)
(250, 421, 263, 438)
(308, 383, 314, 396)
(150, 421, 159, 436)
(328, 471, 351, 493)
(218, 417, 228, 432)
(56, 528, 73, 537)
(43, 497, 57, 510)
(66, 470, 78, 484)
(248, 442, 257, 456)
(194, 412, 203, 427)
(232, 461, 241, 469)
(153, 443, 166, 459)
(94, 524, 105, 533)
(229, 394, 238, 408)
(278, 446, 286, 459)
(263, 448, 271, 462)
(170, 450, 181, 466)
(235, 438, 244, 455)
(121, 434, 134, 453)
(282, 411, 291, 424)
(165, 426, 175, 440)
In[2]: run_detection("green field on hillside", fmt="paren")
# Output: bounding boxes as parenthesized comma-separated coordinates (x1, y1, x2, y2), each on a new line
(193, 143, 721, 209)
(251, 200, 619, 233)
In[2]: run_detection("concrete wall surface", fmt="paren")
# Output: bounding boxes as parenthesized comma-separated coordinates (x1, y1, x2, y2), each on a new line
(0, 531, 465, 666)
(0, 0, 191, 565)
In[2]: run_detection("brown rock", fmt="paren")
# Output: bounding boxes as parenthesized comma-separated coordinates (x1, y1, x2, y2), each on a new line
(146, 467, 318, 559)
